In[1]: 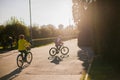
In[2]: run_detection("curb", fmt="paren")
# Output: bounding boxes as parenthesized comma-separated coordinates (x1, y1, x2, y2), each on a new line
(84, 57, 94, 80)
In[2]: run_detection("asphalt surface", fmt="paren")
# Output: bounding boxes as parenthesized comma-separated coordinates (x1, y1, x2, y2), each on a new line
(0, 39, 93, 80)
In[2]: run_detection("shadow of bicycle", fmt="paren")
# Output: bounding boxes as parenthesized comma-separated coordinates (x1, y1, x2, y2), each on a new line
(0, 63, 30, 80)
(48, 54, 69, 65)
(0, 68, 22, 80)
(50, 56, 62, 64)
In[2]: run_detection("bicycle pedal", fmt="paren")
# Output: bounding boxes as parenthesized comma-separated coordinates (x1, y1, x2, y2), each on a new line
(19, 60, 23, 63)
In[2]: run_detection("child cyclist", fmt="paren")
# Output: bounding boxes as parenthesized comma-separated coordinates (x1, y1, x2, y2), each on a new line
(18, 34, 31, 62)
(54, 35, 63, 50)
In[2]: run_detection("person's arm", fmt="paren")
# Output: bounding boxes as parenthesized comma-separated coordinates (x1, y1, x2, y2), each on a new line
(24, 40, 31, 47)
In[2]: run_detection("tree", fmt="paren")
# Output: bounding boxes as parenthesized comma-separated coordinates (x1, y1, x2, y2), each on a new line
(0, 25, 5, 46)
(72, 0, 120, 68)
(1, 17, 29, 49)
(32, 26, 41, 39)
(94, 0, 120, 65)
(47, 24, 58, 37)
(39, 25, 51, 38)
(72, 0, 95, 46)
(5, 18, 29, 40)
(58, 24, 64, 30)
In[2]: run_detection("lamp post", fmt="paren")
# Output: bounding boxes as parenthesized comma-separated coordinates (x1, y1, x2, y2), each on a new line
(29, 0, 32, 43)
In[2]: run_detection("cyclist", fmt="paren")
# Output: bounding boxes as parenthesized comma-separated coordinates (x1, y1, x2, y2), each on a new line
(18, 34, 31, 62)
(54, 36, 63, 50)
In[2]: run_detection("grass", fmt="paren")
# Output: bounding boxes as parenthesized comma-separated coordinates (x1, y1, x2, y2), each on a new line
(80, 71, 86, 80)
(0, 46, 3, 49)
(87, 56, 120, 80)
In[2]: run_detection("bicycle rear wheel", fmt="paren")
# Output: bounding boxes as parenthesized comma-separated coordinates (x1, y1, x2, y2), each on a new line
(61, 46, 69, 55)
(26, 52, 33, 64)
(17, 54, 23, 68)
(49, 47, 57, 56)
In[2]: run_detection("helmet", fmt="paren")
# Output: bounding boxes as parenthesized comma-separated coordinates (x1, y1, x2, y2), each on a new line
(19, 34, 25, 39)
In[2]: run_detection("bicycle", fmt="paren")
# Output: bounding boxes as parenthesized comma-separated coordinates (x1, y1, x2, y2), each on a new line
(16, 47, 33, 68)
(49, 43, 69, 56)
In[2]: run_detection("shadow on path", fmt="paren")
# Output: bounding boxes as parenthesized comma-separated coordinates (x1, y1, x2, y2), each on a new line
(0, 64, 30, 80)
(50, 56, 62, 64)
(77, 46, 94, 70)
(0, 68, 22, 80)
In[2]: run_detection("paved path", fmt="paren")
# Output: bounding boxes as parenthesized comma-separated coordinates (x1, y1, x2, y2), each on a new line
(0, 39, 93, 80)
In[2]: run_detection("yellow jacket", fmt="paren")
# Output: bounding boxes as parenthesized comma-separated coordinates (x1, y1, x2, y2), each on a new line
(18, 39, 30, 51)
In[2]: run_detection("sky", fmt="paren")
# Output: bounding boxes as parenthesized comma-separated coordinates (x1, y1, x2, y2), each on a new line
(0, 0, 74, 27)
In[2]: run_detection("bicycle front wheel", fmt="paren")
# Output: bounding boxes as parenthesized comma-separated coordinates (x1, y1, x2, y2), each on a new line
(17, 54, 23, 68)
(26, 52, 33, 64)
(49, 47, 57, 56)
(61, 46, 69, 55)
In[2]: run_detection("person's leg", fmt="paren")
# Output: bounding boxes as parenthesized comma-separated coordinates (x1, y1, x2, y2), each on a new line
(23, 50, 28, 62)
(55, 44, 58, 49)
(19, 51, 24, 60)
(55, 44, 59, 53)
(58, 44, 61, 50)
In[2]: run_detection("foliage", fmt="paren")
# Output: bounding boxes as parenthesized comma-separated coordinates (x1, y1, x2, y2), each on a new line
(40, 25, 56, 38)
(0, 25, 5, 47)
(0, 17, 78, 50)
(0, 17, 29, 49)
(88, 57, 120, 80)
(31, 26, 41, 39)
(72, 0, 120, 68)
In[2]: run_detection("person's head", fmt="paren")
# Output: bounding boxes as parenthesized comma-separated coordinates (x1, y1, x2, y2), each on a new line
(9, 36, 12, 39)
(58, 35, 62, 38)
(19, 34, 25, 39)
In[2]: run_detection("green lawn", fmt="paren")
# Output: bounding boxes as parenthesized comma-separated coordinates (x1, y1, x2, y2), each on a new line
(87, 57, 120, 80)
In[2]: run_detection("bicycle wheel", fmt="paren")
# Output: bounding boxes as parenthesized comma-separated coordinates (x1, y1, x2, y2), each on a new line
(26, 52, 33, 64)
(61, 46, 69, 55)
(17, 54, 23, 68)
(49, 47, 57, 56)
